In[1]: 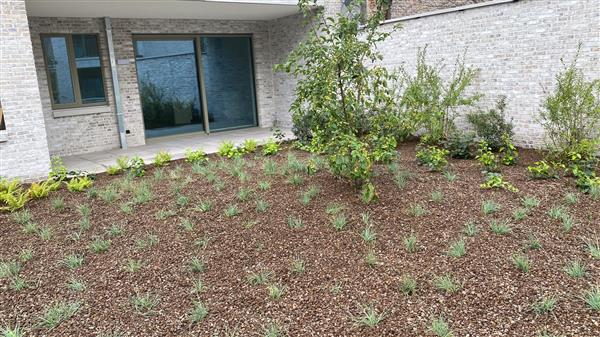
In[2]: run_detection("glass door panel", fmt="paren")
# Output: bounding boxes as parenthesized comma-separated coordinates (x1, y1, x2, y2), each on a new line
(200, 37, 257, 131)
(134, 39, 203, 138)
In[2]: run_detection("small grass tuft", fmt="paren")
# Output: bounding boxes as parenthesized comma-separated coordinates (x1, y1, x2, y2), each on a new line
(434, 274, 461, 294)
(564, 260, 586, 278)
(447, 239, 466, 258)
(332, 214, 347, 231)
(247, 270, 273, 285)
(404, 233, 418, 253)
(532, 296, 557, 315)
(511, 253, 530, 273)
(584, 286, 600, 311)
(37, 301, 81, 330)
(482, 200, 500, 215)
(399, 275, 416, 295)
(429, 316, 454, 337)
(188, 301, 209, 324)
(130, 292, 159, 315)
(267, 283, 285, 300)
(463, 221, 478, 237)
(489, 219, 511, 235)
(352, 304, 385, 328)
(287, 216, 304, 229)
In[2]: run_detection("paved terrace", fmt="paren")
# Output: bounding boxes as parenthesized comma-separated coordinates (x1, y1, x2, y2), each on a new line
(62, 127, 293, 174)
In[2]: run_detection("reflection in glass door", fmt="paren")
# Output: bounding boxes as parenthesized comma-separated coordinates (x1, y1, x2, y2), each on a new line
(200, 37, 257, 131)
(134, 38, 203, 138)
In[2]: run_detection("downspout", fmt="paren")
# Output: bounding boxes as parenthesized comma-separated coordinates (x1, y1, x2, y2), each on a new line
(104, 17, 128, 149)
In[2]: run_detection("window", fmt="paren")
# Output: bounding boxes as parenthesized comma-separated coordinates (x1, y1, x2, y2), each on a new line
(41, 34, 107, 109)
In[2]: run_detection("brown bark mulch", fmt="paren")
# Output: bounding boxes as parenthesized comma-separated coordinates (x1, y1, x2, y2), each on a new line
(1, 142, 599, 336)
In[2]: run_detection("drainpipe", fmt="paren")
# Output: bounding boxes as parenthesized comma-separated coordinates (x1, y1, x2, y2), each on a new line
(104, 17, 128, 149)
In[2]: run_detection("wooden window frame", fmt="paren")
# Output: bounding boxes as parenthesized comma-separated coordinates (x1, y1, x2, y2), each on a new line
(40, 33, 108, 110)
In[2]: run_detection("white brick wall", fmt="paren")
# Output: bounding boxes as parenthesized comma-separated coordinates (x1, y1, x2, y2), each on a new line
(0, 0, 51, 180)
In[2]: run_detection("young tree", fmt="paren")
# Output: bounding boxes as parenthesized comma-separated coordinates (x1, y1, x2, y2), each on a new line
(276, 0, 400, 202)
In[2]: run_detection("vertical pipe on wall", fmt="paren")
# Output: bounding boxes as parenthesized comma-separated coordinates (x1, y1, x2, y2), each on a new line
(195, 36, 210, 134)
(104, 17, 128, 149)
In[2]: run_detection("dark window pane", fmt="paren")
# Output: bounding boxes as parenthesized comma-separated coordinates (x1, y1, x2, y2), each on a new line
(42, 36, 76, 105)
(73, 35, 106, 104)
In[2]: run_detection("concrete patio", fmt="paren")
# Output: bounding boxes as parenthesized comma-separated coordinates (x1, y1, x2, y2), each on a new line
(61, 127, 292, 173)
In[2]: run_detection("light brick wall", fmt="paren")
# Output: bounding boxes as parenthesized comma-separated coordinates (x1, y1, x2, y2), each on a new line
(387, 0, 491, 18)
(0, 0, 51, 180)
(28, 17, 276, 156)
(271, 0, 600, 148)
(29, 17, 121, 157)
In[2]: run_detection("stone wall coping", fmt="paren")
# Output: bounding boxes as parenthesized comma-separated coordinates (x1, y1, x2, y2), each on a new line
(52, 105, 112, 118)
(381, 0, 518, 25)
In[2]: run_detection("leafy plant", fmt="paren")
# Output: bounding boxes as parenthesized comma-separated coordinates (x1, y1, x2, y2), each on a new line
(65, 176, 93, 192)
(539, 47, 600, 160)
(399, 46, 480, 145)
(442, 130, 475, 159)
(276, 0, 399, 202)
(467, 95, 514, 151)
(416, 146, 449, 172)
(28, 179, 60, 198)
(499, 133, 519, 165)
(217, 141, 240, 158)
(106, 165, 121, 175)
(0, 179, 30, 212)
(241, 139, 258, 153)
(480, 172, 518, 192)
(527, 161, 563, 179)
(185, 148, 207, 164)
(128, 156, 146, 177)
(475, 140, 499, 172)
(153, 151, 171, 167)
(262, 138, 280, 156)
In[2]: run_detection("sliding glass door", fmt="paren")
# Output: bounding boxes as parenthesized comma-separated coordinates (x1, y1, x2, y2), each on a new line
(200, 37, 257, 131)
(134, 35, 257, 138)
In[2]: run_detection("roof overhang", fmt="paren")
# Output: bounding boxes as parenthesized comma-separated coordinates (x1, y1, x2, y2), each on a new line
(25, 0, 301, 21)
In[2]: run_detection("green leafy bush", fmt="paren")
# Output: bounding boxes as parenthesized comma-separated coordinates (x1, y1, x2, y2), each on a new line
(262, 138, 280, 156)
(128, 156, 146, 177)
(241, 139, 258, 153)
(475, 140, 500, 172)
(467, 96, 514, 151)
(442, 130, 475, 159)
(217, 141, 240, 158)
(65, 176, 94, 192)
(276, 0, 398, 202)
(573, 166, 600, 193)
(499, 133, 519, 166)
(416, 146, 449, 171)
(28, 179, 60, 199)
(527, 161, 563, 179)
(539, 48, 600, 161)
(480, 172, 518, 192)
(185, 148, 207, 164)
(153, 151, 171, 167)
(49, 156, 68, 181)
(106, 166, 121, 175)
(400, 47, 480, 145)
(0, 178, 30, 212)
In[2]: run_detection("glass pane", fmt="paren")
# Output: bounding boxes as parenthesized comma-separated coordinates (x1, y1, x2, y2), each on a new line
(73, 35, 106, 104)
(134, 39, 203, 138)
(42, 36, 75, 105)
(201, 37, 257, 130)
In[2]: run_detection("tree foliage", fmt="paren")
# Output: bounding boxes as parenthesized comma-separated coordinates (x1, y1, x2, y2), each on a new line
(276, 0, 400, 202)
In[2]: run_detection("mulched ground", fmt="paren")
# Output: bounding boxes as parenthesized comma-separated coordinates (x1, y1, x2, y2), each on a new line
(1, 141, 599, 337)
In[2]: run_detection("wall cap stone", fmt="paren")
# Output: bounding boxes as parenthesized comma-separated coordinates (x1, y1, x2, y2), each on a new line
(52, 105, 112, 118)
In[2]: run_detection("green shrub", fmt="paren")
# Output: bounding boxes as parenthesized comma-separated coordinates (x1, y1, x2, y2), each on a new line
(573, 167, 600, 193)
(527, 161, 563, 179)
(128, 156, 145, 177)
(106, 165, 121, 175)
(116, 156, 130, 170)
(65, 176, 94, 192)
(28, 179, 60, 199)
(399, 47, 480, 145)
(467, 96, 514, 150)
(475, 140, 500, 172)
(185, 148, 207, 164)
(49, 156, 68, 181)
(276, 0, 398, 202)
(0, 179, 30, 213)
(217, 141, 239, 158)
(153, 151, 171, 167)
(499, 133, 519, 166)
(539, 47, 600, 160)
(442, 130, 475, 159)
(262, 138, 280, 156)
(480, 172, 518, 192)
(241, 139, 258, 153)
(416, 146, 449, 171)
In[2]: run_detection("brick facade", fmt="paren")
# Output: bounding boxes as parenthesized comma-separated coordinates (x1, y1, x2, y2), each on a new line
(0, 0, 51, 180)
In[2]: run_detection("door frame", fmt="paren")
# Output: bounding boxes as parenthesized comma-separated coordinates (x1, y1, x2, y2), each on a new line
(132, 33, 259, 137)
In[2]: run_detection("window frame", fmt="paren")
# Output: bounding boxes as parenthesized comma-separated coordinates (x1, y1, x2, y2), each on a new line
(40, 33, 108, 110)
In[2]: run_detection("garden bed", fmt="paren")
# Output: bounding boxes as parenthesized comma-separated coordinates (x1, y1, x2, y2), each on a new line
(1, 142, 599, 336)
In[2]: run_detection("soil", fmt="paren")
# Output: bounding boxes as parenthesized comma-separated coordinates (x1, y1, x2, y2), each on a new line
(1, 141, 599, 337)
